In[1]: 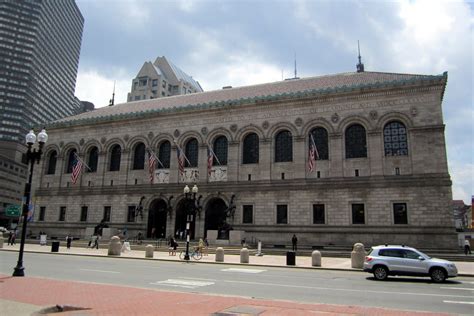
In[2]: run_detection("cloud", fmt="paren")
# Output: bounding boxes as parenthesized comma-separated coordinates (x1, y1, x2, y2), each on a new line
(75, 69, 130, 108)
(450, 163, 474, 205)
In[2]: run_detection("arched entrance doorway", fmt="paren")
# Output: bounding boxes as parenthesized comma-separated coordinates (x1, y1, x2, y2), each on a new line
(174, 199, 196, 240)
(204, 198, 228, 239)
(147, 199, 167, 239)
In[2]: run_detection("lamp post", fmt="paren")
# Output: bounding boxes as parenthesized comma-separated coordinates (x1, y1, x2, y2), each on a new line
(183, 184, 198, 261)
(13, 129, 48, 277)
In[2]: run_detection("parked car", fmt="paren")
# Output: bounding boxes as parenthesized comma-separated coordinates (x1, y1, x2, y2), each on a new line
(363, 245, 458, 283)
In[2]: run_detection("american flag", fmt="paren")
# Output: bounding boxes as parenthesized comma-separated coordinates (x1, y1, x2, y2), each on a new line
(71, 154, 83, 184)
(307, 134, 319, 173)
(207, 146, 213, 176)
(177, 147, 185, 175)
(148, 150, 157, 183)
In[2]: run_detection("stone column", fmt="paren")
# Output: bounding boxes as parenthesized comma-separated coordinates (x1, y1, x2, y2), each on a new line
(292, 136, 305, 179)
(367, 131, 383, 176)
(329, 133, 343, 177)
(226, 141, 239, 181)
(169, 145, 179, 183)
(259, 138, 271, 180)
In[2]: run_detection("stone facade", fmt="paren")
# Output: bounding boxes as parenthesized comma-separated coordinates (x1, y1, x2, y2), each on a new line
(29, 71, 457, 249)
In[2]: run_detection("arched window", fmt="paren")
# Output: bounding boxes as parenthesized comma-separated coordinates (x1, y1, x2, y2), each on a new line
(242, 133, 259, 164)
(185, 138, 198, 167)
(158, 141, 171, 169)
(132, 142, 145, 170)
(309, 127, 329, 160)
(46, 150, 57, 175)
(87, 147, 98, 173)
(65, 149, 77, 173)
(213, 136, 228, 165)
(384, 121, 408, 156)
(275, 130, 292, 162)
(109, 144, 121, 171)
(345, 124, 367, 158)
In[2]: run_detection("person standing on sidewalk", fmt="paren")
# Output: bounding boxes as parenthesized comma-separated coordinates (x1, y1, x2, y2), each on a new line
(464, 239, 472, 255)
(66, 235, 72, 249)
(291, 234, 298, 252)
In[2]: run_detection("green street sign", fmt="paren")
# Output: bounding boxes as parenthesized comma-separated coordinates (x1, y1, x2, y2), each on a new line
(5, 204, 21, 217)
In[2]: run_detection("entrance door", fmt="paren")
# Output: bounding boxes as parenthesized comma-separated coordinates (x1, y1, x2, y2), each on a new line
(147, 199, 167, 239)
(174, 199, 196, 240)
(204, 198, 228, 238)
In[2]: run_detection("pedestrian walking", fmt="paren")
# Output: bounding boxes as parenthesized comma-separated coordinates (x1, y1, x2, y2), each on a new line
(291, 234, 298, 252)
(168, 238, 178, 256)
(203, 237, 209, 256)
(66, 235, 72, 249)
(7, 230, 13, 245)
(464, 239, 472, 255)
(11, 230, 16, 245)
(93, 235, 100, 249)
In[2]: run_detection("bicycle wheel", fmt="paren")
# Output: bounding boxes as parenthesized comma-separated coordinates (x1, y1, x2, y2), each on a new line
(179, 250, 185, 260)
(194, 251, 202, 260)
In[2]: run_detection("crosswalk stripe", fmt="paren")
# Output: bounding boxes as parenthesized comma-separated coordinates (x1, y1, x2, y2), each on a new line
(221, 268, 266, 274)
(150, 279, 214, 289)
(443, 300, 474, 305)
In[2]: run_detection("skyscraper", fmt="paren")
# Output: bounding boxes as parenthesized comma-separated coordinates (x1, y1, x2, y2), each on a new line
(0, 0, 84, 223)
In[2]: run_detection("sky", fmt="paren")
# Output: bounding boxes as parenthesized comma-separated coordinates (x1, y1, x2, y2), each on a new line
(74, 0, 473, 205)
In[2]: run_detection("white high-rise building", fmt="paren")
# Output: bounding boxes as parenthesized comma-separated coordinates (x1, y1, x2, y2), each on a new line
(127, 56, 203, 102)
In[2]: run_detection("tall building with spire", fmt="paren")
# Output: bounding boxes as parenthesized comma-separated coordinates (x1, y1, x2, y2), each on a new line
(0, 0, 84, 223)
(127, 56, 203, 102)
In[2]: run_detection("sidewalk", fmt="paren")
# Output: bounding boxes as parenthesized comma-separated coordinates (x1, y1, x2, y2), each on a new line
(1, 242, 473, 276)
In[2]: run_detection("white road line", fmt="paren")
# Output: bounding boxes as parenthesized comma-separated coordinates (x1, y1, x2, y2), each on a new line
(221, 268, 266, 274)
(223, 280, 473, 299)
(459, 281, 474, 284)
(440, 287, 474, 291)
(151, 279, 214, 289)
(80, 269, 120, 274)
(179, 277, 218, 282)
(443, 300, 474, 305)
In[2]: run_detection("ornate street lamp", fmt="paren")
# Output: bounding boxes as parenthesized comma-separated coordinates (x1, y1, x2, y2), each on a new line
(183, 184, 198, 261)
(13, 129, 48, 277)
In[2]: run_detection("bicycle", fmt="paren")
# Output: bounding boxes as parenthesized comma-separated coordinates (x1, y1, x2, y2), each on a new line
(179, 248, 202, 260)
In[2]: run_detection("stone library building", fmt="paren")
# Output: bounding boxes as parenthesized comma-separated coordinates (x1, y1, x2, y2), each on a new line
(29, 67, 456, 249)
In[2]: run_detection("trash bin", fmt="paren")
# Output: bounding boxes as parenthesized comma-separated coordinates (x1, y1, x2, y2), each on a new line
(51, 241, 60, 252)
(286, 251, 295, 266)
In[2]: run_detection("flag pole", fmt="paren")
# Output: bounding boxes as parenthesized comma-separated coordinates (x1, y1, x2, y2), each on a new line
(173, 140, 192, 166)
(207, 143, 221, 166)
(73, 152, 92, 171)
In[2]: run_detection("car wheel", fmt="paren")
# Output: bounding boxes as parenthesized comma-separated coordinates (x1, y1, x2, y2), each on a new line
(430, 268, 446, 283)
(373, 266, 388, 280)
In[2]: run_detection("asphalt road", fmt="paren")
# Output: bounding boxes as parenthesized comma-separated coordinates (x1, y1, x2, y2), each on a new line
(1, 252, 473, 314)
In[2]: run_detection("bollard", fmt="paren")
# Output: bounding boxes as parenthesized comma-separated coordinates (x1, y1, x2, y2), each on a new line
(215, 247, 224, 262)
(108, 236, 122, 256)
(351, 243, 366, 269)
(240, 247, 249, 263)
(311, 250, 321, 267)
(145, 244, 154, 258)
(0, 232, 3, 248)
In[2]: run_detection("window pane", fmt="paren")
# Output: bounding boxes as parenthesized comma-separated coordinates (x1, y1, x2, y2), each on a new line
(87, 147, 98, 172)
(345, 124, 367, 158)
(313, 204, 325, 224)
(393, 203, 408, 224)
(133, 143, 145, 170)
(39, 206, 46, 221)
(109, 145, 121, 171)
(158, 141, 171, 168)
(276, 204, 288, 224)
(46, 151, 57, 174)
(59, 206, 66, 221)
(352, 203, 365, 224)
(66, 149, 77, 173)
(213, 136, 228, 165)
(103, 206, 111, 222)
(384, 121, 408, 156)
(275, 130, 292, 162)
(243, 133, 259, 164)
(185, 138, 198, 167)
(80, 206, 88, 222)
(309, 128, 329, 160)
(127, 206, 136, 222)
(243, 205, 253, 224)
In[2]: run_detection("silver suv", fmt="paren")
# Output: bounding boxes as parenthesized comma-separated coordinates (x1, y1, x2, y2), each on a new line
(363, 245, 458, 283)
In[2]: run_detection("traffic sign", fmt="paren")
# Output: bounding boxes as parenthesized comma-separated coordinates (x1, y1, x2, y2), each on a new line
(5, 204, 21, 217)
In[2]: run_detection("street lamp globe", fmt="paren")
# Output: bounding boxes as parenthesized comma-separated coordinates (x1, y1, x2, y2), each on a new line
(25, 130, 36, 145)
(37, 129, 48, 144)
(192, 184, 198, 194)
(183, 184, 190, 194)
